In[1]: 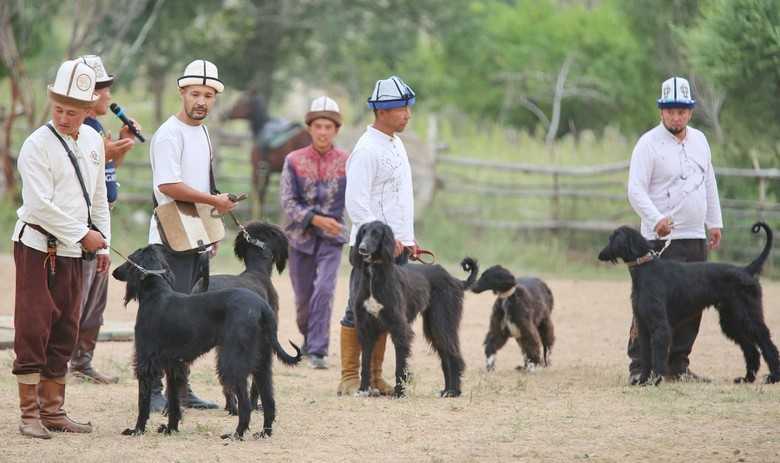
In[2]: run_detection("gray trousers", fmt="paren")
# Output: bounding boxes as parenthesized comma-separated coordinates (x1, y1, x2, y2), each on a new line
(79, 259, 109, 330)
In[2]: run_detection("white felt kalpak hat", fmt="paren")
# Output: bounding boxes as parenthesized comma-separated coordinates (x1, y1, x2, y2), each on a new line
(177, 59, 224, 93)
(367, 75, 416, 110)
(305, 96, 342, 126)
(79, 54, 113, 89)
(657, 76, 695, 109)
(47, 59, 98, 108)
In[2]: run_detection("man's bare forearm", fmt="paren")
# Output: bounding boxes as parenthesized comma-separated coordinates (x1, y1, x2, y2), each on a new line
(158, 182, 215, 205)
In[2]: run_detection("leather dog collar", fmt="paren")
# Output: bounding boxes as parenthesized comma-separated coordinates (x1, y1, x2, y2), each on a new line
(626, 253, 656, 268)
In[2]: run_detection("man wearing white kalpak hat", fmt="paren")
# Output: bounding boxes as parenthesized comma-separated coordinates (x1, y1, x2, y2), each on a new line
(626, 76, 723, 384)
(69, 54, 141, 384)
(280, 96, 348, 369)
(146, 59, 235, 411)
(338, 76, 419, 396)
(11, 59, 110, 438)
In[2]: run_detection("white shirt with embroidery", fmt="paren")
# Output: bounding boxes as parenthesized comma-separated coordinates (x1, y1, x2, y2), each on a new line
(148, 115, 213, 244)
(346, 125, 415, 246)
(12, 123, 111, 257)
(627, 123, 723, 240)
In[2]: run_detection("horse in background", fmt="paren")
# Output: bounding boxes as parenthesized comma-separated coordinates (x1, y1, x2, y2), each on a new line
(224, 92, 311, 215)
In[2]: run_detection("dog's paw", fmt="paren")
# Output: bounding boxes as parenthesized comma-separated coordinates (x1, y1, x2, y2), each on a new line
(221, 432, 245, 441)
(440, 389, 461, 398)
(393, 385, 407, 398)
(734, 375, 755, 384)
(485, 355, 496, 372)
(764, 373, 780, 384)
(156, 424, 178, 435)
(121, 427, 144, 436)
(354, 389, 372, 398)
(253, 428, 272, 439)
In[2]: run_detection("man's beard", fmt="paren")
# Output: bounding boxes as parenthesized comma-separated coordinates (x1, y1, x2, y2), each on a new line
(187, 106, 208, 120)
(663, 122, 685, 135)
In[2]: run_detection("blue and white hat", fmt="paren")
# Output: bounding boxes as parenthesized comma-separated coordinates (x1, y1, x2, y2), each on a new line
(367, 75, 416, 110)
(657, 77, 695, 109)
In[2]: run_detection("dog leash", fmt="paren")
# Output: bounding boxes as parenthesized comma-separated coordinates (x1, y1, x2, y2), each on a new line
(108, 246, 167, 276)
(216, 193, 267, 251)
(407, 246, 436, 265)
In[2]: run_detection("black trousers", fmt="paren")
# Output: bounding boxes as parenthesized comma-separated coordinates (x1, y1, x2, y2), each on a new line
(627, 238, 708, 376)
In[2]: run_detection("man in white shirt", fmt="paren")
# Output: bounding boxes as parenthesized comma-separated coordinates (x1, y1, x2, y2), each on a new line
(337, 76, 419, 396)
(626, 76, 723, 383)
(12, 59, 110, 438)
(147, 59, 235, 411)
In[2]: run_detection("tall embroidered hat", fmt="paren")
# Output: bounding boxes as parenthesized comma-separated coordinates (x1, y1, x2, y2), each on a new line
(367, 75, 416, 110)
(79, 55, 114, 89)
(305, 96, 342, 126)
(47, 59, 98, 108)
(178, 59, 224, 93)
(657, 77, 695, 109)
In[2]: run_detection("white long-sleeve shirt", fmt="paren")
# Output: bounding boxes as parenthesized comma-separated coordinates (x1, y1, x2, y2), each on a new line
(627, 124, 723, 240)
(12, 122, 111, 257)
(346, 125, 415, 246)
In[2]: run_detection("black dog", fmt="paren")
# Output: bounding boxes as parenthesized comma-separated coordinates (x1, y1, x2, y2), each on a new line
(598, 222, 779, 385)
(193, 221, 289, 415)
(471, 265, 555, 372)
(113, 245, 301, 440)
(351, 221, 478, 398)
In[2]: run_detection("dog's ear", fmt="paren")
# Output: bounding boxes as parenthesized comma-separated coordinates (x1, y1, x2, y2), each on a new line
(379, 224, 396, 263)
(350, 223, 368, 267)
(270, 226, 289, 274)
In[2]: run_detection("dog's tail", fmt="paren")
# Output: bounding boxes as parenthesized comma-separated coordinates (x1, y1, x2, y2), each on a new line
(259, 305, 302, 366)
(745, 222, 773, 276)
(459, 257, 479, 290)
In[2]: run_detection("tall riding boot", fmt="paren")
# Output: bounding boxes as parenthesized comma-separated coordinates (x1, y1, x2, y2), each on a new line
(70, 326, 118, 384)
(17, 374, 50, 439)
(176, 365, 218, 409)
(38, 377, 92, 433)
(337, 325, 360, 396)
(370, 332, 395, 396)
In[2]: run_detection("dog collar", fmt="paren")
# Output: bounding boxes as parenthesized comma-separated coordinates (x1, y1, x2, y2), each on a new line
(496, 286, 516, 299)
(626, 253, 656, 268)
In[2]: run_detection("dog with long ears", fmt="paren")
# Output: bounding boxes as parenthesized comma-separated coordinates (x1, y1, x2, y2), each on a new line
(598, 222, 779, 385)
(193, 221, 289, 415)
(351, 221, 478, 398)
(113, 245, 301, 440)
(471, 265, 555, 372)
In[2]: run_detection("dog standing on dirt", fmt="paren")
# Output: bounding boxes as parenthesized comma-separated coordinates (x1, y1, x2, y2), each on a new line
(471, 265, 555, 372)
(113, 245, 301, 440)
(598, 222, 779, 385)
(193, 221, 289, 415)
(351, 221, 478, 398)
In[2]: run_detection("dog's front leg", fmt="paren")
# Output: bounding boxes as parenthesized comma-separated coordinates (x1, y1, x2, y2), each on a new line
(158, 365, 184, 435)
(355, 315, 377, 396)
(122, 373, 153, 436)
(388, 322, 413, 398)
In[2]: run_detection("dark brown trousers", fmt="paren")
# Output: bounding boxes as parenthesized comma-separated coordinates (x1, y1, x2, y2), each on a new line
(13, 242, 83, 378)
(628, 238, 708, 376)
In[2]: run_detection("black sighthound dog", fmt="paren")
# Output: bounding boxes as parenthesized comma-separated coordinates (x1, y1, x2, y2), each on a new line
(113, 245, 301, 440)
(193, 221, 289, 415)
(598, 222, 779, 385)
(351, 221, 478, 398)
(471, 265, 555, 372)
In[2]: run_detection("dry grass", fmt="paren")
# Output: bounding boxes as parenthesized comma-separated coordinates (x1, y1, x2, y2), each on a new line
(1, 261, 779, 462)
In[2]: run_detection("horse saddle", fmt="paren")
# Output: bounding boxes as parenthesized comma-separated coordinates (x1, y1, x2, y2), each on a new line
(257, 118, 303, 150)
(154, 201, 225, 253)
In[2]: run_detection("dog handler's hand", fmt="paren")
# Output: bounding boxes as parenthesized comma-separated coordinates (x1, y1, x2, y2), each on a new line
(96, 254, 111, 273)
(312, 215, 342, 237)
(708, 228, 722, 250)
(81, 229, 107, 253)
(211, 193, 237, 215)
(654, 217, 673, 238)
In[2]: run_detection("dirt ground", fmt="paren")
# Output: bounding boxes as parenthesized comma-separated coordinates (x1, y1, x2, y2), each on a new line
(1, 257, 779, 463)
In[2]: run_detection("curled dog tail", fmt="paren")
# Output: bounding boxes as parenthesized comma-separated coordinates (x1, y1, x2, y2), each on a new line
(745, 222, 773, 276)
(459, 257, 479, 290)
(259, 304, 302, 366)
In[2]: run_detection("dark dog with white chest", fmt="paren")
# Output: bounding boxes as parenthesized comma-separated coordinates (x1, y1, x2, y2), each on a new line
(113, 245, 301, 440)
(598, 222, 779, 385)
(471, 265, 555, 372)
(351, 221, 478, 397)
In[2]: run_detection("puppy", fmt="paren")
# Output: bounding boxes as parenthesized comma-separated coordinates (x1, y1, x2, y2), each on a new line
(471, 265, 555, 371)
